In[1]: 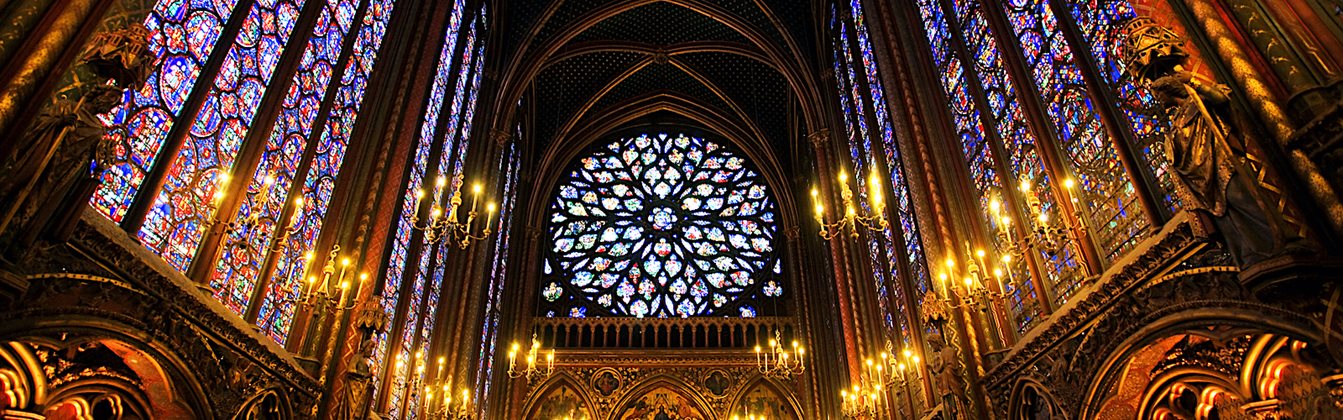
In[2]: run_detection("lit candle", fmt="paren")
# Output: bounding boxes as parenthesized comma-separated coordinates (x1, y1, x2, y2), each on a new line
(289, 197, 303, 228)
(258, 173, 276, 205)
(487, 202, 499, 232)
(414, 189, 425, 211)
(471, 183, 482, 212)
(869, 170, 884, 211)
(352, 273, 367, 304)
(1001, 254, 1017, 287)
(338, 280, 351, 305)
(339, 257, 351, 285)
(975, 248, 988, 284)
(937, 272, 948, 297)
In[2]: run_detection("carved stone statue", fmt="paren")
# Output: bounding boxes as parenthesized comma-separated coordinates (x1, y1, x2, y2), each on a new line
(1122, 18, 1310, 266)
(928, 332, 964, 418)
(0, 25, 150, 246)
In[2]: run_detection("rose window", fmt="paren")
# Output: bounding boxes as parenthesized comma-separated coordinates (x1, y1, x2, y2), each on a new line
(541, 133, 782, 318)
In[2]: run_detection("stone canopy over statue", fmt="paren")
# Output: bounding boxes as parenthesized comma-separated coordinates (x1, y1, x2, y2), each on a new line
(1121, 17, 1310, 266)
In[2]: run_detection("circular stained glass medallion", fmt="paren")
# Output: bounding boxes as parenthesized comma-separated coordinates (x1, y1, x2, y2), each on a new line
(541, 133, 782, 318)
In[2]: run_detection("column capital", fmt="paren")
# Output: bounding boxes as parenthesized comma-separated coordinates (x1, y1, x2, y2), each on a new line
(808, 129, 832, 148)
(491, 129, 511, 147)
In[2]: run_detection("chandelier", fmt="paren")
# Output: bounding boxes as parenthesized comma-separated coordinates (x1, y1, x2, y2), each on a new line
(754, 329, 805, 379)
(411, 174, 497, 248)
(840, 384, 880, 418)
(842, 341, 923, 419)
(423, 385, 475, 420)
(506, 333, 554, 381)
(397, 354, 478, 420)
(813, 170, 887, 240)
(987, 178, 1090, 272)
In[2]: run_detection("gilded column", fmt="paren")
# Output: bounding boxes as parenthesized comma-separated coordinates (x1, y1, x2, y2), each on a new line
(1179, 0, 1343, 238)
(0, 0, 59, 75)
(0, 0, 102, 148)
(810, 129, 863, 378)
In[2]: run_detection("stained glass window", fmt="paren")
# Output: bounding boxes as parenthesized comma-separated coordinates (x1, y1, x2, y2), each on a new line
(93, 0, 243, 223)
(1000, 0, 1152, 262)
(541, 133, 782, 318)
(85, 0, 491, 412)
(893, 0, 1178, 324)
(1065, 0, 1178, 209)
(833, 13, 904, 341)
(376, 1, 470, 414)
(209, 0, 362, 316)
(89, 0, 407, 349)
(477, 135, 520, 407)
(139, 0, 311, 271)
(912, 0, 1042, 330)
(254, 0, 400, 344)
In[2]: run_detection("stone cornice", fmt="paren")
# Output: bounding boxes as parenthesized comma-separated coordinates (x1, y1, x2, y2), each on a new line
(982, 212, 1211, 389)
(11, 210, 324, 415)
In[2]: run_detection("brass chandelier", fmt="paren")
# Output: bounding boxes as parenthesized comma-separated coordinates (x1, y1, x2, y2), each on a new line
(813, 170, 888, 240)
(411, 174, 497, 249)
(754, 328, 805, 380)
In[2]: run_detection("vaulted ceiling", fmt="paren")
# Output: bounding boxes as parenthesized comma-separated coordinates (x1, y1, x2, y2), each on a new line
(490, 0, 827, 182)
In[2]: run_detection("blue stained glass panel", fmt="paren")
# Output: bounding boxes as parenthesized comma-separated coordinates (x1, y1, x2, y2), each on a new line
(211, 0, 360, 318)
(375, 0, 465, 406)
(93, 0, 243, 222)
(139, 0, 309, 271)
(542, 134, 780, 318)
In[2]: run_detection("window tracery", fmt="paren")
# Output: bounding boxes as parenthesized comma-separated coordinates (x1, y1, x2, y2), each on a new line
(541, 133, 782, 319)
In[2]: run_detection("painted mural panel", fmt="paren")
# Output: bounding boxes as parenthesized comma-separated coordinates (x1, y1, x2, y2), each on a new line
(616, 386, 707, 420)
(735, 383, 799, 420)
(531, 382, 592, 419)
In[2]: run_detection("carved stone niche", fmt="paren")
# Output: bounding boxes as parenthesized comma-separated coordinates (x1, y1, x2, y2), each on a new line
(0, 210, 323, 418)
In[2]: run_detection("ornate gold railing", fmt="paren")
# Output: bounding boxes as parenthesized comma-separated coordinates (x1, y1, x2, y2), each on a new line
(531, 316, 797, 350)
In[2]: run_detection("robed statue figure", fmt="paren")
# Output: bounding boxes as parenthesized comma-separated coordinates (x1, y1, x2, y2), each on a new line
(1121, 18, 1309, 266)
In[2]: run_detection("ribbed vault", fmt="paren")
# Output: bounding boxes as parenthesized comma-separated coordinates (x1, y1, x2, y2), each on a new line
(491, 0, 824, 192)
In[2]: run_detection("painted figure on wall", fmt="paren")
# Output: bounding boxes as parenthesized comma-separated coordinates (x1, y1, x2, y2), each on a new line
(1121, 17, 1310, 266)
(616, 387, 707, 420)
(736, 384, 798, 420)
(533, 383, 592, 420)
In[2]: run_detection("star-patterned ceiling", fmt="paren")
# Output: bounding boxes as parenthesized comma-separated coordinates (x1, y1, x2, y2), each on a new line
(490, 0, 825, 172)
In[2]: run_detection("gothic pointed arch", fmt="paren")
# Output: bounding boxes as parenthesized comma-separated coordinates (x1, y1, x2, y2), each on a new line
(728, 378, 804, 420)
(522, 374, 597, 419)
(610, 376, 712, 420)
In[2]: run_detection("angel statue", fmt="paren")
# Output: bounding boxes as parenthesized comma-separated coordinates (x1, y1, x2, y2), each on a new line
(1121, 17, 1311, 266)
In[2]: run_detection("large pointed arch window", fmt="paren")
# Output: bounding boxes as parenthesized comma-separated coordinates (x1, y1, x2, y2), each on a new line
(91, 0, 406, 342)
(887, 0, 1177, 325)
(375, 4, 486, 419)
(830, 2, 933, 345)
(540, 133, 784, 319)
